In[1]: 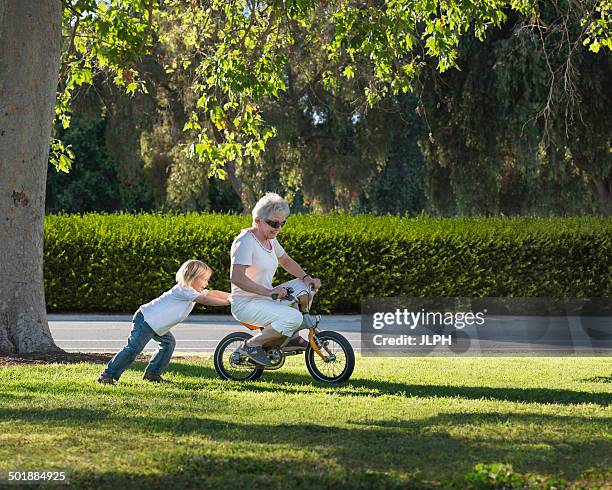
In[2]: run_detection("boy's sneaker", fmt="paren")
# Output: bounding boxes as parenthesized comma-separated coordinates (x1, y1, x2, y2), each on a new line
(143, 373, 167, 383)
(239, 344, 272, 366)
(281, 336, 309, 352)
(97, 373, 115, 385)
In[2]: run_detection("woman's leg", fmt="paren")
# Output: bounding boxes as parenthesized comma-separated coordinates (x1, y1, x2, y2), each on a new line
(232, 298, 304, 338)
(146, 331, 176, 376)
(230, 299, 303, 365)
(275, 278, 317, 346)
(103, 312, 154, 380)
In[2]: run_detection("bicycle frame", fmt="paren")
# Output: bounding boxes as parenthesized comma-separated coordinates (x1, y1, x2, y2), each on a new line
(238, 285, 333, 362)
(217, 285, 355, 383)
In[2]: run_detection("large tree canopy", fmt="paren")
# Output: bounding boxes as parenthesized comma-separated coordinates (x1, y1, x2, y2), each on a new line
(55, 0, 611, 212)
(420, 3, 612, 215)
(57, 1, 611, 166)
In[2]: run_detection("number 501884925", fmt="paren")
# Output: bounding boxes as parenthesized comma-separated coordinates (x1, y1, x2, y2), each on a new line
(5, 471, 67, 483)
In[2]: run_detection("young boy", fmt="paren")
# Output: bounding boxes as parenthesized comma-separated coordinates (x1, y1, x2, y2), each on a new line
(98, 259, 230, 384)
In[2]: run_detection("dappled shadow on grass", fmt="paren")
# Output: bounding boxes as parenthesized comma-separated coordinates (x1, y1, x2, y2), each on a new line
(3, 356, 609, 408)
(349, 411, 612, 434)
(4, 360, 610, 487)
(581, 375, 612, 383)
(164, 362, 612, 406)
(0, 353, 206, 368)
(343, 379, 612, 406)
(67, 454, 424, 490)
(7, 359, 610, 407)
(2, 406, 610, 485)
(0, 407, 109, 422)
(0, 392, 33, 402)
(0, 352, 117, 367)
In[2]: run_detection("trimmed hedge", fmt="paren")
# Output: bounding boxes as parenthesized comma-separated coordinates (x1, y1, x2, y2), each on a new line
(44, 213, 612, 313)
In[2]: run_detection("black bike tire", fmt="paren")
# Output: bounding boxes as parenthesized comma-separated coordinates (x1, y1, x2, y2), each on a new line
(213, 331, 264, 381)
(305, 331, 355, 383)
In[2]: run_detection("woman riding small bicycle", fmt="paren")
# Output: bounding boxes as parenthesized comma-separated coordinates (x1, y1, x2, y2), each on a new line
(229, 192, 321, 366)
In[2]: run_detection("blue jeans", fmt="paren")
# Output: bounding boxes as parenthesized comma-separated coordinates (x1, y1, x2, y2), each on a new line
(104, 311, 176, 380)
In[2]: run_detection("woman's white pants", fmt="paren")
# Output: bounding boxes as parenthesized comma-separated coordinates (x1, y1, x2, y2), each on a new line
(230, 279, 312, 336)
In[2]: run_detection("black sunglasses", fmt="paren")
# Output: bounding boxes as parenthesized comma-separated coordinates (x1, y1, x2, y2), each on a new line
(264, 218, 287, 229)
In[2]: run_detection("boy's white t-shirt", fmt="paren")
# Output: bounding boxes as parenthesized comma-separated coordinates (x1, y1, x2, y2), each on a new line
(230, 229, 286, 301)
(140, 284, 207, 335)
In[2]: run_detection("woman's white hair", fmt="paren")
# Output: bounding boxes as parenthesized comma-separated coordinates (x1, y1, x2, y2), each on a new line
(252, 192, 290, 225)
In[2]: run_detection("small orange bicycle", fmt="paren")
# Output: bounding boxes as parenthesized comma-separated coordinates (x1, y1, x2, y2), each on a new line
(213, 286, 354, 383)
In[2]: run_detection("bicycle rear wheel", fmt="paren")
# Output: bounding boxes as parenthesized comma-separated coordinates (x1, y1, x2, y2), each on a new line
(214, 331, 264, 381)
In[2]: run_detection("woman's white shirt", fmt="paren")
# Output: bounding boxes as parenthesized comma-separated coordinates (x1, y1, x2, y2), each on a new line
(230, 229, 286, 301)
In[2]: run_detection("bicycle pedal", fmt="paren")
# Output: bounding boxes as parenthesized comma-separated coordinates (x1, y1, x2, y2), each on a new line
(280, 349, 300, 356)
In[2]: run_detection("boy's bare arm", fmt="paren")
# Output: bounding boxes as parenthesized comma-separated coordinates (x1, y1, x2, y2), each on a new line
(195, 290, 230, 306)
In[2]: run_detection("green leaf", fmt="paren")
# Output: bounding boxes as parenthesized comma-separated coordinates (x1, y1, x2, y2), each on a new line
(589, 40, 601, 53)
(343, 65, 355, 79)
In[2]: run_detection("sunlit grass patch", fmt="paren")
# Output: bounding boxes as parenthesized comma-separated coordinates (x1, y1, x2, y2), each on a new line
(0, 356, 610, 488)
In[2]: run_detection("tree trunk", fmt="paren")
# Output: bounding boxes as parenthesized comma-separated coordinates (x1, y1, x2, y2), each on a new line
(0, 0, 62, 353)
(224, 159, 257, 213)
(593, 178, 612, 216)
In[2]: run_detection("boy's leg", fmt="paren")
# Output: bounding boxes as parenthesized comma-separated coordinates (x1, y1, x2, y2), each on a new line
(145, 331, 176, 376)
(103, 312, 154, 380)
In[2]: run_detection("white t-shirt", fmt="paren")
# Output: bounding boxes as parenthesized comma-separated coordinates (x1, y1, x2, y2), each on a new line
(140, 284, 207, 335)
(230, 229, 286, 301)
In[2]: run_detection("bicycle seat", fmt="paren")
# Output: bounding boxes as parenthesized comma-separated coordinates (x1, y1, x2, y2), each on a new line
(240, 321, 264, 330)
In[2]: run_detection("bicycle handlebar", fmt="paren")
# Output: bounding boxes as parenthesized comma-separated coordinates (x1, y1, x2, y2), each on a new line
(271, 283, 314, 301)
(271, 286, 295, 301)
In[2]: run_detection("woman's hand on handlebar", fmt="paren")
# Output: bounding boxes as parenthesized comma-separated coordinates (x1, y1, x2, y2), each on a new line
(270, 286, 288, 299)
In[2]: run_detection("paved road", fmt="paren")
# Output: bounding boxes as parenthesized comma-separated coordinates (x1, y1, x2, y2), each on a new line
(48, 314, 611, 355)
(49, 314, 361, 353)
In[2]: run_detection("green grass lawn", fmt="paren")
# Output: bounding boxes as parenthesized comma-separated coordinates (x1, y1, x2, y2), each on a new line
(0, 356, 610, 489)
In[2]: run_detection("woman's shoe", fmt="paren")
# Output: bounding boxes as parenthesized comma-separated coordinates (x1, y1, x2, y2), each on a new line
(239, 344, 272, 366)
(281, 335, 309, 352)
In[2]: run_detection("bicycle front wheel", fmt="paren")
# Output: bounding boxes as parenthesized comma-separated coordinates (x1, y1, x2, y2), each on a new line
(305, 331, 354, 383)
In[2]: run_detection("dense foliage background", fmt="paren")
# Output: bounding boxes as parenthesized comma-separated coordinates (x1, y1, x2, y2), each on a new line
(44, 214, 612, 313)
